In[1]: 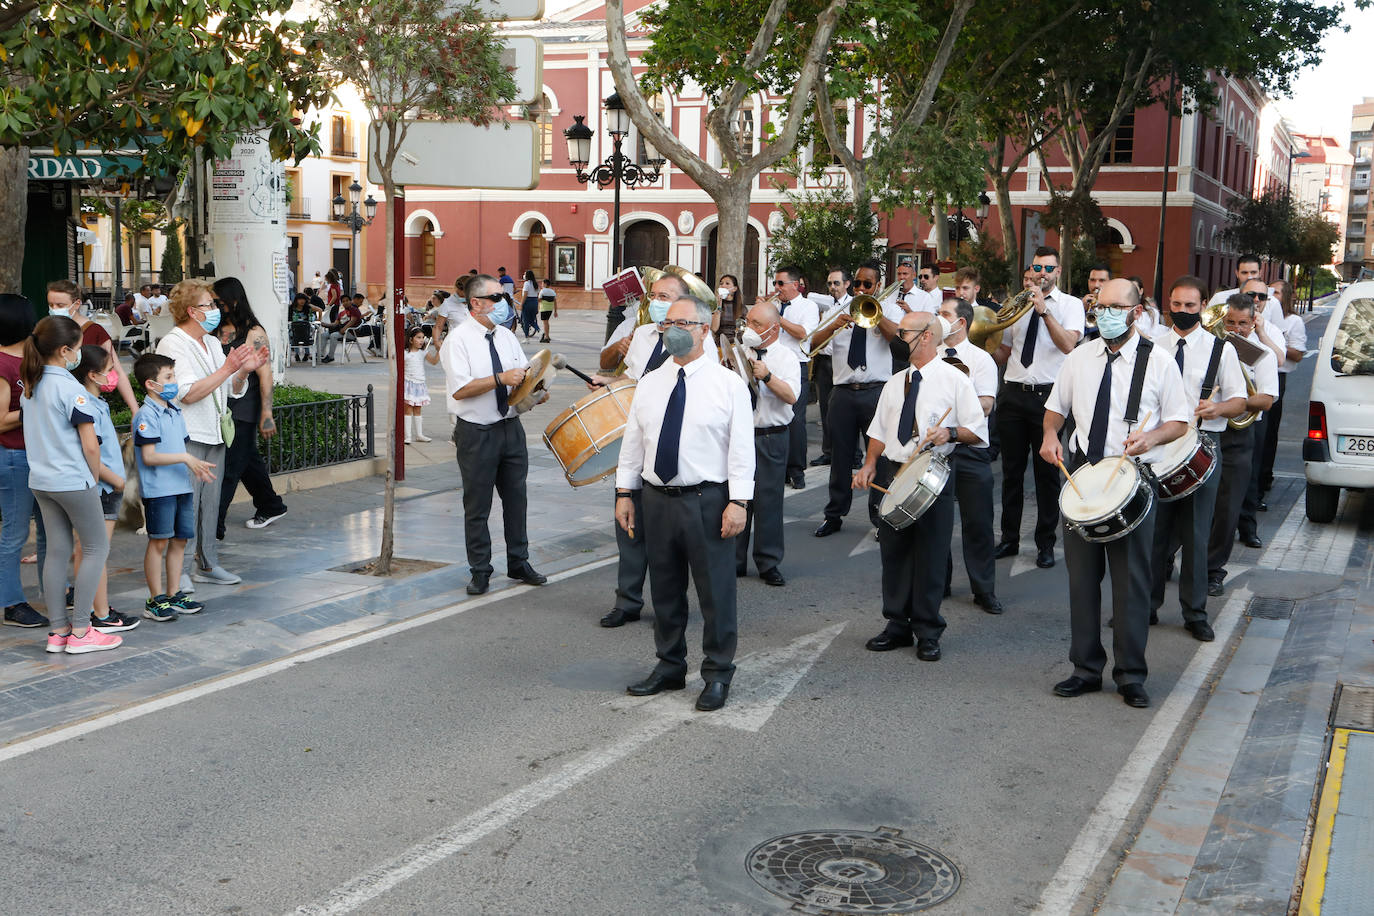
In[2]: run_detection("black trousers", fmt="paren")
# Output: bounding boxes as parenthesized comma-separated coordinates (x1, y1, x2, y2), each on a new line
(944, 446, 996, 598)
(811, 355, 834, 458)
(1064, 497, 1155, 686)
(1150, 430, 1221, 622)
(1207, 425, 1255, 585)
(1241, 375, 1285, 536)
(613, 488, 647, 614)
(997, 384, 1060, 550)
(216, 417, 286, 536)
(1257, 373, 1286, 494)
(643, 483, 737, 684)
(787, 371, 810, 476)
(737, 429, 788, 575)
(453, 416, 529, 577)
(872, 457, 953, 641)
(824, 385, 883, 522)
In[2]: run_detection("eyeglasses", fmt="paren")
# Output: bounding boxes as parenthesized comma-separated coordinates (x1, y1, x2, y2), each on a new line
(1243, 291, 1268, 300)
(658, 319, 705, 329)
(1031, 264, 1057, 272)
(1093, 303, 1134, 313)
(471, 293, 504, 303)
(897, 327, 931, 341)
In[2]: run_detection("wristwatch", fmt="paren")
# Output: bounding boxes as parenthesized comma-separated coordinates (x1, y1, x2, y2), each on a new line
(946, 427, 958, 443)
(761, 371, 773, 385)
(615, 490, 634, 499)
(729, 499, 749, 509)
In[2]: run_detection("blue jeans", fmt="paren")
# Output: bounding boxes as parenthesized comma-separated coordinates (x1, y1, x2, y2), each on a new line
(0, 444, 45, 607)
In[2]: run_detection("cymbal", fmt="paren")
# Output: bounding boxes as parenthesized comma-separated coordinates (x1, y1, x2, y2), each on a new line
(511, 347, 556, 413)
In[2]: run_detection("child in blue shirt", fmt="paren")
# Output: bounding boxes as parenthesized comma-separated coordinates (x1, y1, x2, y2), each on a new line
(132, 354, 215, 621)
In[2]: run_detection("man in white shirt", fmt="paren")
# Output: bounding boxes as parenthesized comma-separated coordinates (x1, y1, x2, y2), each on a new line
(134, 284, 154, 320)
(810, 262, 904, 537)
(914, 265, 943, 312)
(440, 274, 546, 596)
(995, 246, 1086, 569)
(615, 296, 755, 712)
(1206, 294, 1278, 596)
(853, 311, 988, 663)
(734, 302, 801, 586)
(806, 267, 850, 468)
(937, 298, 1003, 614)
(1149, 277, 1249, 642)
(1041, 278, 1191, 709)
(147, 284, 168, 316)
(1253, 279, 1307, 509)
(1235, 278, 1287, 543)
(1081, 263, 1112, 341)
(772, 265, 819, 488)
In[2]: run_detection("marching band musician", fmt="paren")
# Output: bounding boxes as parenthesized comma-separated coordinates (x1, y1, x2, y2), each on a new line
(914, 265, 943, 312)
(1236, 278, 1287, 547)
(1081, 263, 1112, 341)
(937, 298, 1004, 614)
(886, 262, 925, 315)
(807, 267, 852, 470)
(1205, 294, 1278, 597)
(885, 262, 930, 372)
(616, 296, 755, 712)
(441, 274, 547, 596)
(812, 262, 904, 538)
(853, 312, 987, 662)
(772, 266, 820, 489)
(1040, 278, 1190, 709)
(1149, 277, 1249, 642)
(735, 303, 801, 586)
(995, 246, 1086, 569)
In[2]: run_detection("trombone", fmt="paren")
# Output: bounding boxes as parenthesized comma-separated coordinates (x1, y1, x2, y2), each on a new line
(805, 295, 884, 358)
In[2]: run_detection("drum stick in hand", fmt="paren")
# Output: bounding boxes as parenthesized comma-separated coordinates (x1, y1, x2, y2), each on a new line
(917, 407, 954, 452)
(1056, 460, 1085, 500)
(1112, 410, 1152, 475)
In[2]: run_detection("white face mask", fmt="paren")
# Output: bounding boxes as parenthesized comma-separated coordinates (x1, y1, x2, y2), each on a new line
(740, 327, 764, 349)
(717, 287, 731, 300)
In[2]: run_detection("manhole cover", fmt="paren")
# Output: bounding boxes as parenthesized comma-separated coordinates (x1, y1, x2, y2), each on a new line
(746, 827, 960, 914)
(1246, 596, 1295, 619)
(1334, 685, 1374, 730)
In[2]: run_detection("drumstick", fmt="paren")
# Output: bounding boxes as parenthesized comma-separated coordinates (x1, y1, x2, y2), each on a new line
(1056, 459, 1085, 500)
(869, 483, 890, 495)
(917, 407, 954, 452)
(1111, 410, 1152, 475)
(551, 353, 601, 386)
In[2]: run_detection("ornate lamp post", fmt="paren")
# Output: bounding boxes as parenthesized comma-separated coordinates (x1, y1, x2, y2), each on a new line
(331, 179, 378, 297)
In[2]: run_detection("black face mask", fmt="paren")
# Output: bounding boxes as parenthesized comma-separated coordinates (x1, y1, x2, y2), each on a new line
(1170, 310, 1202, 330)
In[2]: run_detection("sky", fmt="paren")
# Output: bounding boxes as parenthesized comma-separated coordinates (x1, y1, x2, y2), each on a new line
(1275, 1, 1374, 143)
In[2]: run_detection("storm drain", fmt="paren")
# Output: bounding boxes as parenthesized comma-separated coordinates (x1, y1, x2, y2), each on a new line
(1334, 685, 1374, 731)
(746, 827, 960, 914)
(1245, 596, 1295, 619)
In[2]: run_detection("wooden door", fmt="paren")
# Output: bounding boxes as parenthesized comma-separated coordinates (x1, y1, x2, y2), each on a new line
(527, 232, 547, 278)
(623, 221, 668, 270)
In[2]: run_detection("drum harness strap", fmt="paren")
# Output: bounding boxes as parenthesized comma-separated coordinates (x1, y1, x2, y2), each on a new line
(1196, 338, 1225, 428)
(1122, 337, 1154, 432)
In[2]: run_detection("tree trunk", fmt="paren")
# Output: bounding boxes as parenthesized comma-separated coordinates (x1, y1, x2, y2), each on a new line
(715, 187, 751, 297)
(994, 173, 1018, 284)
(932, 199, 949, 261)
(376, 174, 398, 576)
(0, 147, 28, 294)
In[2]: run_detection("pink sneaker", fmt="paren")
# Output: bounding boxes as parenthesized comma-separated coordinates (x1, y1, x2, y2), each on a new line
(64, 628, 122, 655)
(45, 632, 68, 654)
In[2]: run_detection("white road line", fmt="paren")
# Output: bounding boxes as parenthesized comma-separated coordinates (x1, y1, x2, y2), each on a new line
(1030, 591, 1249, 916)
(0, 555, 618, 764)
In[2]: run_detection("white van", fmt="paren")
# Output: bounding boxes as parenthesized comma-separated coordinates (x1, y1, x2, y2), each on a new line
(1305, 281, 1374, 521)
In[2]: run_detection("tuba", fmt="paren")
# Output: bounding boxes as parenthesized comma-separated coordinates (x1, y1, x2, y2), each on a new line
(1199, 301, 1262, 429)
(967, 287, 1039, 354)
(805, 295, 884, 358)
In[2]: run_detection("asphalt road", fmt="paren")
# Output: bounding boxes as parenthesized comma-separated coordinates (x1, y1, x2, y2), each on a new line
(0, 308, 1329, 915)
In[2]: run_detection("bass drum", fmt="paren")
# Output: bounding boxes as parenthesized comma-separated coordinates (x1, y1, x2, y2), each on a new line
(543, 378, 636, 487)
(878, 451, 951, 530)
(1060, 458, 1154, 543)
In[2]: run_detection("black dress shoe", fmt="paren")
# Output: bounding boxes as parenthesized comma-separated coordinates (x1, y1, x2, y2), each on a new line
(1053, 675, 1103, 697)
(1241, 534, 1263, 549)
(626, 673, 686, 696)
(943, 583, 953, 598)
(600, 608, 640, 628)
(915, 638, 941, 661)
(1185, 620, 1216, 642)
(974, 593, 1004, 615)
(466, 572, 490, 595)
(1207, 580, 1224, 597)
(736, 566, 747, 577)
(993, 541, 1019, 559)
(1036, 548, 1056, 568)
(814, 518, 842, 537)
(1258, 499, 1268, 512)
(507, 563, 547, 586)
(1119, 683, 1150, 708)
(1149, 611, 1159, 625)
(788, 472, 806, 489)
(809, 454, 831, 467)
(695, 682, 729, 711)
(865, 631, 914, 652)
(760, 569, 786, 587)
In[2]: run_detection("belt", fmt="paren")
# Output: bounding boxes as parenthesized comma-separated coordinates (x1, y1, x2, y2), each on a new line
(1007, 381, 1053, 393)
(754, 425, 788, 435)
(836, 381, 885, 390)
(646, 481, 728, 497)
(456, 416, 519, 432)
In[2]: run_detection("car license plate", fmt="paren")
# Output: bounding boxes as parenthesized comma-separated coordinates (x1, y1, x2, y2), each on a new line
(1337, 435, 1374, 456)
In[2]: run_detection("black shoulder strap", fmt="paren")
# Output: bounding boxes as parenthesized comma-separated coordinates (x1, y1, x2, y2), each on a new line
(1199, 337, 1224, 400)
(1123, 336, 1153, 427)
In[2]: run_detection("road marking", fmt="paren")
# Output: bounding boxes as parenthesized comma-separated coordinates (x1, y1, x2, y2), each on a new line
(291, 624, 844, 914)
(1259, 492, 1356, 575)
(1030, 591, 1249, 915)
(1297, 728, 1353, 915)
(0, 555, 619, 765)
(848, 531, 880, 557)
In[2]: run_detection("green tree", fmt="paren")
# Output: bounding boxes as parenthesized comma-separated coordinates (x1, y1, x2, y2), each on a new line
(313, 0, 515, 575)
(0, 0, 330, 292)
(1220, 187, 1295, 263)
(160, 222, 184, 284)
(766, 186, 885, 288)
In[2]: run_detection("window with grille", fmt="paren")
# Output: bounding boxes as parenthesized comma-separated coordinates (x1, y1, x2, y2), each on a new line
(1105, 111, 1135, 164)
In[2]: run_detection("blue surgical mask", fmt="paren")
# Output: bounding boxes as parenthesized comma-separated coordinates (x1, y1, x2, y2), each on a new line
(1095, 307, 1131, 341)
(663, 326, 695, 357)
(648, 298, 671, 324)
(488, 299, 511, 326)
(49, 307, 71, 319)
(159, 381, 179, 402)
(198, 307, 221, 333)
(63, 353, 80, 372)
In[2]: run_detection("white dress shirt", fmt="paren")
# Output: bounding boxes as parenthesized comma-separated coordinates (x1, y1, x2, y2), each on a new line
(1242, 331, 1280, 399)
(624, 322, 717, 379)
(775, 294, 820, 364)
(1002, 287, 1086, 385)
(1209, 287, 1285, 330)
(440, 317, 529, 423)
(751, 342, 801, 428)
(156, 327, 245, 446)
(946, 338, 999, 401)
(807, 292, 839, 356)
(1151, 327, 1249, 432)
(616, 352, 756, 500)
(1046, 330, 1191, 463)
(884, 287, 936, 315)
(867, 357, 988, 464)
(1279, 312, 1308, 373)
(831, 297, 904, 384)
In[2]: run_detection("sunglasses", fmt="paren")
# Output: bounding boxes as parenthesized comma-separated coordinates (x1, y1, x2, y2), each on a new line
(1031, 264, 1057, 272)
(773, 279, 795, 287)
(854, 279, 877, 288)
(918, 274, 932, 280)
(471, 293, 505, 303)
(1244, 291, 1268, 300)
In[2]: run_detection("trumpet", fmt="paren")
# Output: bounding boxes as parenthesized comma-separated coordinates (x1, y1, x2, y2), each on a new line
(1199, 301, 1262, 429)
(805, 295, 884, 358)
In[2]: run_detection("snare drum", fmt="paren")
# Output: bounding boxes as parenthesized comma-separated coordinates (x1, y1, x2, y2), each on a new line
(1146, 427, 1217, 501)
(542, 379, 637, 487)
(1060, 458, 1154, 543)
(878, 451, 951, 530)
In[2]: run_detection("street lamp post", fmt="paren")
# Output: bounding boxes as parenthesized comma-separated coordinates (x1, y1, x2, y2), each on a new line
(953, 192, 991, 254)
(564, 92, 666, 340)
(331, 179, 378, 298)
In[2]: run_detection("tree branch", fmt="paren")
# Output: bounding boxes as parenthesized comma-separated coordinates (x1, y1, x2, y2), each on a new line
(890, 0, 975, 130)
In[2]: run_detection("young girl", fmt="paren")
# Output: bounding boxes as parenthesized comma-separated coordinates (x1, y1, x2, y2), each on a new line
(20, 317, 121, 654)
(538, 278, 558, 343)
(70, 345, 139, 633)
(403, 327, 433, 443)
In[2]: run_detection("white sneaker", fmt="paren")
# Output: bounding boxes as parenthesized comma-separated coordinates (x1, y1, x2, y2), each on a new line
(65, 628, 123, 654)
(191, 565, 242, 585)
(179, 572, 195, 594)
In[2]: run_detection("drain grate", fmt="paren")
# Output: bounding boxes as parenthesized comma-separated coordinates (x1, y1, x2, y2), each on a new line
(1334, 685, 1374, 731)
(1245, 596, 1295, 619)
(746, 827, 960, 914)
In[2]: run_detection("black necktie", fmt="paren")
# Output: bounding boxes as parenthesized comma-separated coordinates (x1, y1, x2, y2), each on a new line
(897, 369, 922, 445)
(1175, 338, 1186, 373)
(1085, 352, 1120, 464)
(654, 367, 687, 483)
(487, 331, 508, 417)
(646, 335, 668, 373)
(1020, 311, 1041, 367)
(847, 325, 866, 370)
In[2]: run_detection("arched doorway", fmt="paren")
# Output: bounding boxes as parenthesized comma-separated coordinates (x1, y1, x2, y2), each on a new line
(704, 224, 760, 304)
(622, 220, 669, 271)
(1094, 226, 1126, 278)
(526, 220, 547, 280)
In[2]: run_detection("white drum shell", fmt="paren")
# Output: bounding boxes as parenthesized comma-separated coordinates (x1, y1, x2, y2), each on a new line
(878, 452, 951, 530)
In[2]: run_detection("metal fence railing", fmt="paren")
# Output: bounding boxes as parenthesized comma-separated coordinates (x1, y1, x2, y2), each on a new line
(260, 387, 376, 475)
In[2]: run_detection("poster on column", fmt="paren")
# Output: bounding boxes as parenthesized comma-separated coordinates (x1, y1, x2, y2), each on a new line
(210, 133, 286, 228)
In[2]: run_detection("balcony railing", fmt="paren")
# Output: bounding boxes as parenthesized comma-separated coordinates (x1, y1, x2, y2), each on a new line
(287, 197, 313, 220)
(331, 146, 358, 159)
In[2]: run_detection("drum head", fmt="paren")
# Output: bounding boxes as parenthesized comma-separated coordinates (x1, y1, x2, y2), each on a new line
(1151, 426, 1198, 469)
(511, 348, 555, 409)
(543, 377, 637, 486)
(1061, 459, 1140, 522)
